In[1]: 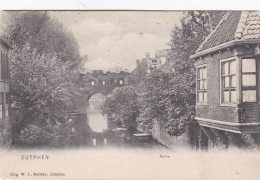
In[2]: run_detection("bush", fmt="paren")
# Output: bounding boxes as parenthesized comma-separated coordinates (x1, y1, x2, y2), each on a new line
(19, 124, 52, 147)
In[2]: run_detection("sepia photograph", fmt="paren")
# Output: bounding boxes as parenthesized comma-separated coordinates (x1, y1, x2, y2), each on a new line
(1, 8, 260, 179)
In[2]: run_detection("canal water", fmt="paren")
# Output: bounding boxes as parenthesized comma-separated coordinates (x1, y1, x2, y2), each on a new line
(88, 93, 108, 133)
(87, 108, 165, 149)
(87, 93, 166, 149)
(88, 108, 108, 133)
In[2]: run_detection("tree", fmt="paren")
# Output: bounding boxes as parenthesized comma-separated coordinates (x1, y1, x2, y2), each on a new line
(101, 86, 140, 134)
(10, 47, 74, 145)
(139, 11, 225, 136)
(2, 11, 80, 68)
(2, 11, 82, 146)
(138, 67, 195, 136)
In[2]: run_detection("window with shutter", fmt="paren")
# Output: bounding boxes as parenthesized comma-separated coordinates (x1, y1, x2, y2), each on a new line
(242, 58, 257, 102)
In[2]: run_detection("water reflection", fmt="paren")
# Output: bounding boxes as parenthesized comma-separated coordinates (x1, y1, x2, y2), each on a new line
(88, 93, 107, 133)
(88, 109, 107, 133)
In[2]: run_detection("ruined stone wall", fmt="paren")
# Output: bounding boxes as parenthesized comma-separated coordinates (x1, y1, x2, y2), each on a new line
(137, 120, 191, 150)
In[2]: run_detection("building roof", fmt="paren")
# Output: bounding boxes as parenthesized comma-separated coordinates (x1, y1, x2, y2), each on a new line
(235, 11, 260, 40)
(194, 11, 260, 57)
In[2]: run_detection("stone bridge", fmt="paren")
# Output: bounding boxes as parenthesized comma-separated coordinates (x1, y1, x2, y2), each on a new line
(81, 70, 136, 97)
(73, 70, 139, 108)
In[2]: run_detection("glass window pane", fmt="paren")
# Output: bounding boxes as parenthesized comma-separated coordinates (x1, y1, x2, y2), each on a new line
(199, 80, 203, 90)
(230, 75, 236, 87)
(199, 68, 203, 79)
(198, 92, 203, 102)
(203, 68, 207, 79)
(242, 59, 256, 72)
(243, 90, 257, 102)
(204, 79, 207, 89)
(230, 60, 237, 74)
(224, 62, 229, 75)
(231, 90, 236, 103)
(224, 76, 230, 88)
(242, 74, 256, 86)
(204, 92, 207, 102)
(197, 69, 200, 79)
(223, 91, 230, 103)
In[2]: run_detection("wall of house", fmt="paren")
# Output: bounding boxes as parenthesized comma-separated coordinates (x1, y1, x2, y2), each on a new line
(0, 42, 11, 148)
(196, 49, 238, 123)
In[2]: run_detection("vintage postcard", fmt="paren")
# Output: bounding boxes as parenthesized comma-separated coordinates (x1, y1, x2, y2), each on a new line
(0, 10, 260, 180)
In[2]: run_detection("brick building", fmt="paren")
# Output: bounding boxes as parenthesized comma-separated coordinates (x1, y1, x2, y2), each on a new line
(191, 11, 260, 149)
(136, 50, 168, 74)
(0, 38, 11, 147)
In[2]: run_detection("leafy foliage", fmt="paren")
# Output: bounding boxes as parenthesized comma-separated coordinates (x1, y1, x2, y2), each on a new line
(101, 86, 140, 133)
(3, 11, 80, 67)
(2, 11, 81, 146)
(19, 124, 52, 146)
(10, 47, 74, 144)
(139, 67, 196, 136)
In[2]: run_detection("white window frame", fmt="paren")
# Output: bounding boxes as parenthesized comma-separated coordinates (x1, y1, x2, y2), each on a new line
(196, 64, 207, 106)
(219, 57, 238, 107)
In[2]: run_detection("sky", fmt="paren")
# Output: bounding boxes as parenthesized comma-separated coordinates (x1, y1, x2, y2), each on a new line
(46, 11, 183, 71)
